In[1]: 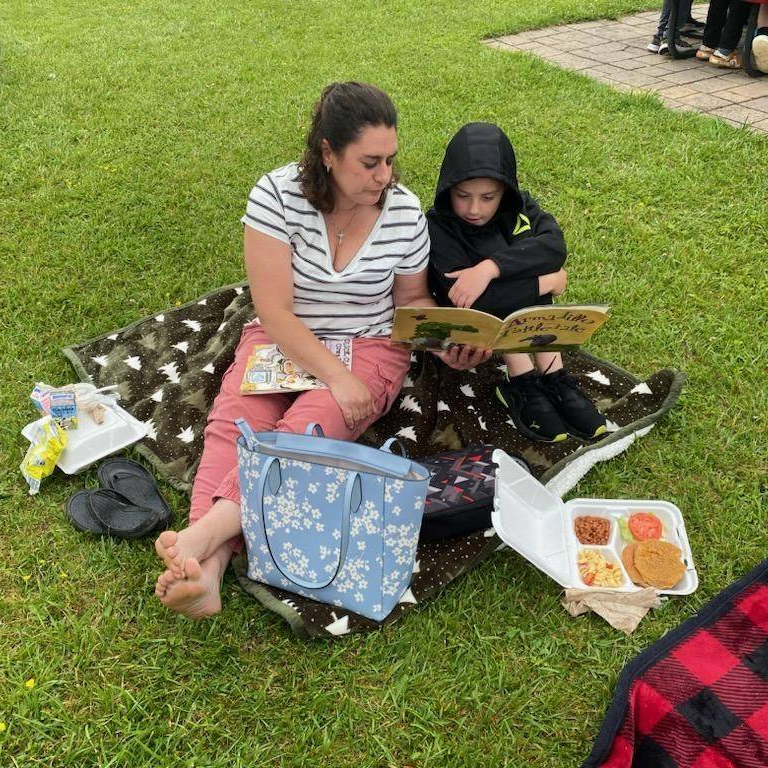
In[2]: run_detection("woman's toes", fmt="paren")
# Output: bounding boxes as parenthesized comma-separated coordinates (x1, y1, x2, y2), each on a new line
(155, 530, 177, 557)
(157, 557, 221, 618)
(155, 569, 176, 598)
(155, 531, 184, 574)
(182, 557, 203, 581)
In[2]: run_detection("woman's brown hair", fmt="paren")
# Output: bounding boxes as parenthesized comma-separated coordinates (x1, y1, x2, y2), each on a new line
(298, 82, 398, 214)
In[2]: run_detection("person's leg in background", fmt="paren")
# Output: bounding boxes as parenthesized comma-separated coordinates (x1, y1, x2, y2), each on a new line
(655, 0, 699, 54)
(649, 0, 674, 51)
(709, 0, 752, 68)
(680, 0, 706, 37)
(697, 0, 733, 59)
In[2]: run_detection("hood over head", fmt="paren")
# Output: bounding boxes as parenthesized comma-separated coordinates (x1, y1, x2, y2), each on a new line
(433, 122, 524, 221)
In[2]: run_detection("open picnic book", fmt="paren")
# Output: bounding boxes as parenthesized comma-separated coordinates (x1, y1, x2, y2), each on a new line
(390, 304, 610, 353)
(240, 340, 353, 395)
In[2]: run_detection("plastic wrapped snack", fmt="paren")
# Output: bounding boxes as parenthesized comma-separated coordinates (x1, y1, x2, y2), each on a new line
(20, 416, 68, 495)
(73, 383, 120, 425)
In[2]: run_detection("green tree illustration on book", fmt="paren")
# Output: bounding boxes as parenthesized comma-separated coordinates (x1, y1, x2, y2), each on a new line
(412, 320, 479, 349)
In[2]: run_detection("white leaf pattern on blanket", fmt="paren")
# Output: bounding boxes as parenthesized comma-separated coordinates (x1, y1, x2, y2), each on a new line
(159, 361, 180, 383)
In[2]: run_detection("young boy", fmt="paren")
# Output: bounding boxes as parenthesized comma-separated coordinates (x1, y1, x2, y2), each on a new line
(426, 122, 606, 443)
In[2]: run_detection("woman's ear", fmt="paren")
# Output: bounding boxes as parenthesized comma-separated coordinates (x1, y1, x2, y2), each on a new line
(321, 138, 332, 168)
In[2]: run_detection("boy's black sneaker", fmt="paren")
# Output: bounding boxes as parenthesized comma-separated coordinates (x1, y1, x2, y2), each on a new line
(541, 369, 607, 441)
(495, 371, 568, 443)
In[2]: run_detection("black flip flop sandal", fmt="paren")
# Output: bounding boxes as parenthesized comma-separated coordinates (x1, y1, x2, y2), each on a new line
(66, 488, 160, 539)
(97, 458, 172, 529)
(67, 490, 106, 535)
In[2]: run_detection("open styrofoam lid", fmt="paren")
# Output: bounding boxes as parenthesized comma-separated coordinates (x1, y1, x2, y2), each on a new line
(491, 448, 572, 588)
(22, 403, 146, 474)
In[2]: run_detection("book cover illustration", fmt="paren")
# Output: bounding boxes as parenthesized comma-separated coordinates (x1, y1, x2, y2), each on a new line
(391, 305, 609, 353)
(240, 340, 352, 395)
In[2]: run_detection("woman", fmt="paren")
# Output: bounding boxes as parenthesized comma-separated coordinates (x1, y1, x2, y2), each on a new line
(153, 82, 489, 618)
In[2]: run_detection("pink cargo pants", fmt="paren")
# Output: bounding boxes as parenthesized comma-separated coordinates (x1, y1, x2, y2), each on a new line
(188, 324, 411, 547)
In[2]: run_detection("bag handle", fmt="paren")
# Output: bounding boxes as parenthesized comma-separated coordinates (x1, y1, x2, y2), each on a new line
(237, 418, 411, 479)
(235, 418, 259, 450)
(237, 418, 326, 447)
(380, 437, 407, 457)
(255, 456, 361, 590)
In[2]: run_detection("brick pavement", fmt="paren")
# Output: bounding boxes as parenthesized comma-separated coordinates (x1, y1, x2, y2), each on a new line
(485, 4, 768, 134)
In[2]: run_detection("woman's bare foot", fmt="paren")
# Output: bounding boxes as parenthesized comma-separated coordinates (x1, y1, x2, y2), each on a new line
(155, 531, 186, 577)
(155, 499, 243, 577)
(155, 526, 212, 578)
(154, 558, 222, 619)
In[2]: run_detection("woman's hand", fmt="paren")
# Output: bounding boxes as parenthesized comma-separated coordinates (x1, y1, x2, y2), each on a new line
(327, 371, 376, 431)
(445, 260, 500, 309)
(538, 268, 567, 296)
(432, 345, 492, 371)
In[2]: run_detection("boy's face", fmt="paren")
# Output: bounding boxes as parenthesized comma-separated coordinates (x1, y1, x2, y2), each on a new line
(449, 177, 505, 226)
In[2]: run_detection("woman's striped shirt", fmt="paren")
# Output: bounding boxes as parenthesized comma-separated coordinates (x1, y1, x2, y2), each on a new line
(241, 162, 429, 338)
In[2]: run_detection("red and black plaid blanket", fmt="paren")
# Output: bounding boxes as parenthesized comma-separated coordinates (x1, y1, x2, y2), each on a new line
(584, 558, 768, 767)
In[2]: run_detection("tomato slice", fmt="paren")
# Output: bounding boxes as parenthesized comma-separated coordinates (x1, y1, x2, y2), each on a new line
(628, 512, 662, 541)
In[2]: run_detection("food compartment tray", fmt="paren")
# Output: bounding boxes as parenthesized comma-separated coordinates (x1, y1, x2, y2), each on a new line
(566, 499, 696, 595)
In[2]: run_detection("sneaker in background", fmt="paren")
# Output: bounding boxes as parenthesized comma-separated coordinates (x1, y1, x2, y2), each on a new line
(679, 18, 706, 39)
(647, 34, 663, 53)
(659, 36, 697, 55)
(753, 31, 768, 74)
(541, 369, 607, 441)
(495, 371, 568, 443)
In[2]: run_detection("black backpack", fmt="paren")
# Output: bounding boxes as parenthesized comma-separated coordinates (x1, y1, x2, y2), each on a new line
(419, 444, 529, 541)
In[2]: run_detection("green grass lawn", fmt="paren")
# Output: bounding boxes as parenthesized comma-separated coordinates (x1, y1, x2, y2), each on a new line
(2, 0, 767, 765)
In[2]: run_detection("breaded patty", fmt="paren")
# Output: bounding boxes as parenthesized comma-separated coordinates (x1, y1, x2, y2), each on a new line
(634, 540, 686, 589)
(621, 542, 647, 586)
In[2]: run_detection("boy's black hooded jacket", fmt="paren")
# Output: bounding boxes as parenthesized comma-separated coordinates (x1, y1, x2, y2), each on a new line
(426, 122, 567, 319)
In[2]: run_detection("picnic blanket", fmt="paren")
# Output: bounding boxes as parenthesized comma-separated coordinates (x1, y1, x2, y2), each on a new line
(64, 283, 685, 637)
(583, 557, 768, 768)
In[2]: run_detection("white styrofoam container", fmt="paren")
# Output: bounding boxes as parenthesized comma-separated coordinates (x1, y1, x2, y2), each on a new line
(22, 403, 147, 474)
(491, 449, 698, 595)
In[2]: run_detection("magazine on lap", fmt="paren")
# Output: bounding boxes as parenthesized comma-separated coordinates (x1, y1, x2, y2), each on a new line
(240, 340, 353, 395)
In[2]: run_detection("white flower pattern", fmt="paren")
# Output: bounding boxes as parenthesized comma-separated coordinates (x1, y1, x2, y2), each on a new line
(239, 444, 425, 621)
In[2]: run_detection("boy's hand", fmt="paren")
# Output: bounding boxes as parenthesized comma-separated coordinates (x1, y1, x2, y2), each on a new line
(538, 268, 567, 296)
(445, 260, 500, 309)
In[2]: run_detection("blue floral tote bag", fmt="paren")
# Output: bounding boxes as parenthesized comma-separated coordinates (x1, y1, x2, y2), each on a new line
(235, 420, 429, 621)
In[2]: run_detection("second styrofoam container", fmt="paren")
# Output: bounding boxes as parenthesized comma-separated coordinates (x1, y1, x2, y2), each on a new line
(21, 403, 147, 474)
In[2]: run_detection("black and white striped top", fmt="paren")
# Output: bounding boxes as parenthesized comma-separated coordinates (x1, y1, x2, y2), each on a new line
(241, 162, 429, 338)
